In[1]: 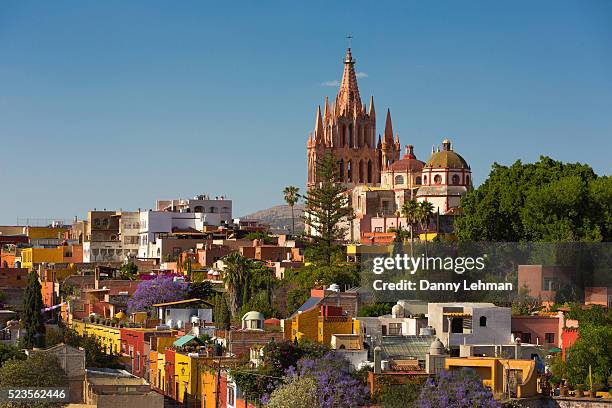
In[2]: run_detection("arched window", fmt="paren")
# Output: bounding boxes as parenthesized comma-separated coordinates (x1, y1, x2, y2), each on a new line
(367, 160, 373, 183)
(359, 160, 364, 183)
(434, 175, 442, 184)
(347, 160, 353, 182)
(348, 124, 353, 147)
(339, 159, 345, 181)
(466, 175, 470, 185)
(452, 175, 460, 185)
(480, 316, 487, 327)
(415, 176, 422, 185)
(194, 206, 204, 213)
(394, 175, 404, 185)
(342, 124, 347, 146)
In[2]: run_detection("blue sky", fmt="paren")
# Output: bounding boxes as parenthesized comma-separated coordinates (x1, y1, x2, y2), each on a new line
(1, 1, 611, 224)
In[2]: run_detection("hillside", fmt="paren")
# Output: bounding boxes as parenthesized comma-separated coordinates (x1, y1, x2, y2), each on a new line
(242, 204, 305, 233)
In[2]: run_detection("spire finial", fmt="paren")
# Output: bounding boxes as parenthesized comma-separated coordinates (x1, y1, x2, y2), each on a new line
(346, 33, 353, 49)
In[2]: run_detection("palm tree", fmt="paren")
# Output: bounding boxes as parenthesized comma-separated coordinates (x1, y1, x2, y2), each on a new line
(401, 199, 420, 257)
(418, 201, 435, 257)
(283, 186, 300, 237)
(221, 252, 251, 315)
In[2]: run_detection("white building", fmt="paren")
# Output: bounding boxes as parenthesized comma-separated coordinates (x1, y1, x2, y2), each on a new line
(155, 194, 232, 225)
(427, 302, 512, 356)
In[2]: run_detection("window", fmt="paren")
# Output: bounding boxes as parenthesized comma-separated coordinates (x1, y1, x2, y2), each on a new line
(434, 174, 442, 184)
(545, 333, 555, 343)
(479, 316, 487, 327)
(415, 176, 422, 185)
(227, 386, 235, 406)
(452, 174, 460, 185)
(543, 278, 556, 291)
(388, 323, 402, 335)
(423, 176, 428, 184)
(394, 175, 404, 185)
(136, 352, 140, 371)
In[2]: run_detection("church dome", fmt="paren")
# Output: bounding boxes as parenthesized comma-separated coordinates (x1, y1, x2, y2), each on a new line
(390, 145, 424, 172)
(429, 338, 446, 355)
(425, 139, 469, 170)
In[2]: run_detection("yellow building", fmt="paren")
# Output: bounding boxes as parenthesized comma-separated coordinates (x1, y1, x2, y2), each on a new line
(445, 357, 538, 399)
(71, 320, 121, 355)
(285, 306, 360, 345)
(175, 352, 201, 405)
(26, 226, 68, 240)
(20, 247, 64, 270)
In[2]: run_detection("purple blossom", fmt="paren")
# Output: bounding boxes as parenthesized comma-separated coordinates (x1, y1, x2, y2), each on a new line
(417, 369, 501, 408)
(127, 276, 188, 313)
(287, 351, 370, 408)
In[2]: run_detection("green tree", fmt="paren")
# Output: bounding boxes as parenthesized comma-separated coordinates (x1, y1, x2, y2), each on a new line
(359, 303, 393, 317)
(119, 262, 138, 280)
(283, 186, 301, 236)
(45, 327, 122, 369)
(0, 344, 26, 366)
(222, 252, 251, 315)
(378, 382, 422, 408)
(566, 324, 612, 387)
(22, 271, 45, 349)
(303, 151, 354, 265)
(188, 280, 215, 300)
(213, 293, 231, 330)
(267, 376, 319, 408)
(418, 201, 434, 255)
(0, 353, 67, 408)
(456, 157, 611, 242)
(401, 199, 420, 256)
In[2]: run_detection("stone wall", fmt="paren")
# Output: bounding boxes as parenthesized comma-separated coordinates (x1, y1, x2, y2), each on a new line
(518, 397, 612, 408)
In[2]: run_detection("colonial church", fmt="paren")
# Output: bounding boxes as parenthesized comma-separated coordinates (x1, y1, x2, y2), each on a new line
(306, 48, 473, 242)
(306, 48, 401, 188)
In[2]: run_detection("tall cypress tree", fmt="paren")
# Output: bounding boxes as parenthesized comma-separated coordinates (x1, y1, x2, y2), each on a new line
(303, 151, 354, 265)
(22, 271, 45, 348)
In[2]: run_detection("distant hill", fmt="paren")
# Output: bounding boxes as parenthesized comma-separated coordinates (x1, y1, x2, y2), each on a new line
(242, 204, 305, 233)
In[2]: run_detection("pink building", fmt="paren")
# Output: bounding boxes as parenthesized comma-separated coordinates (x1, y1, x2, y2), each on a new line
(517, 265, 567, 302)
(511, 315, 560, 347)
(584, 287, 612, 307)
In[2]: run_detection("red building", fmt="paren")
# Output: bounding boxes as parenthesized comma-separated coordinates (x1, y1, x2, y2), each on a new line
(121, 328, 176, 378)
(0, 268, 28, 288)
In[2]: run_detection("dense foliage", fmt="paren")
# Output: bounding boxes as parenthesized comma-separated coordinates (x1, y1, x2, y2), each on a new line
(0, 353, 67, 408)
(267, 376, 319, 408)
(416, 369, 501, 408)
(230, 340, 329, 404)
(359, 303, 394, 317)
(456, 157, 612, 242)
(0, 344, 26, 366)
(222, 252, 277, 318)
(22, 271, 45, 348)
(127, 276, 188, 313)
(566, 326, 612, 388)
(46, 327, 122, 369)
(303, 151, 354, 265)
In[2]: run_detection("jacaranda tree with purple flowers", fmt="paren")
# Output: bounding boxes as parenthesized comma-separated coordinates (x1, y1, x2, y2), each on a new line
(285, 351, 370, 408)
(417, 368, 501, 408)
(127, 276, 188, 313)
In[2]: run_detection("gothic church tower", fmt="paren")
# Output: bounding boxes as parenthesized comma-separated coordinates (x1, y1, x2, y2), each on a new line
(307, 48, 401, 188)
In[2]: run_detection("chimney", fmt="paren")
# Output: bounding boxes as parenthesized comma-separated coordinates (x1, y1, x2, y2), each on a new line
(514, 338, 521, 359)
(374, 346, 382, 374)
